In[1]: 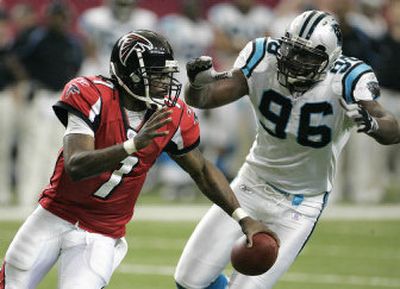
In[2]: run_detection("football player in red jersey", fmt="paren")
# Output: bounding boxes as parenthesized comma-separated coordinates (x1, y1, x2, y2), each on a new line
(0, 30, 275, 289)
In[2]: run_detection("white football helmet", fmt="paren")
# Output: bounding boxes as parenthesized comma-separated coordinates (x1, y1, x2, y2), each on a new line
(277, 10, 343, 93)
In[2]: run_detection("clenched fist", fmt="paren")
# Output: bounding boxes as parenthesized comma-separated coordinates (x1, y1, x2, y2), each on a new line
(186, 56, 232, 89)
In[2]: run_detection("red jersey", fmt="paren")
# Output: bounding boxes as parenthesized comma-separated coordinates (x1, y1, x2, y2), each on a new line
(39, 76, 200, 238)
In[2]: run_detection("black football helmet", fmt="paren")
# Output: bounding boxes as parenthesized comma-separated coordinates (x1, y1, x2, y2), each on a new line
(110, 29, 181, 108)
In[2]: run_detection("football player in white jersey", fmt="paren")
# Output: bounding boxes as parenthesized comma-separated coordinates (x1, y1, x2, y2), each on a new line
(174, 10, 400, 289)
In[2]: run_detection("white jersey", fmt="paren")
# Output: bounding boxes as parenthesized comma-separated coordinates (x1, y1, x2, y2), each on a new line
(78, 6, 157, 75)
(234, 37, 380, 196)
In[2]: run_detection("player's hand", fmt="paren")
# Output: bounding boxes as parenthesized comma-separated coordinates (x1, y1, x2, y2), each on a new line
(134, 107, 172, 150)
(186, 56, 232, 89)
(239, 217, 280, 248)
(339, 98, 379, 134)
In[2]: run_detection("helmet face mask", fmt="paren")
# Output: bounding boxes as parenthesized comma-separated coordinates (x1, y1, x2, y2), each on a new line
(110, 30, 182, 108)
(145, 61, 181, 107)
(277, 11, 342, 94)
(277, 35, 329, 93)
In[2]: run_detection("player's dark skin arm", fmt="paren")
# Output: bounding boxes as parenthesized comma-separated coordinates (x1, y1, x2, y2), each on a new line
(170, 149, 279, 246)
(63, 135, 128, 181)
(170, 148, 240, 216)
(63, 108, 172, 181)
(184, 69, 248, 109)
(360, 100, 400, 145)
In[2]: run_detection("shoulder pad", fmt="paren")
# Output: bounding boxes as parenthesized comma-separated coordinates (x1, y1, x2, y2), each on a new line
(241, 37, 268, 78)
(55, 77, 104, 131)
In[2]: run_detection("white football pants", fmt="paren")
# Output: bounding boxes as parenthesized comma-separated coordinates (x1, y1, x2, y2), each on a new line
(175, 166, 328, 289)
(2, 206, 127, 289)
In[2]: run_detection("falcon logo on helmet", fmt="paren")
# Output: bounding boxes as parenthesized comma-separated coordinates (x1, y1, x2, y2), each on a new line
(118, 33, 153, 65)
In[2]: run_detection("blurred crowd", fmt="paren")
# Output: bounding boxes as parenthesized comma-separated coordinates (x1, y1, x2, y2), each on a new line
(0, 0, 399, 207)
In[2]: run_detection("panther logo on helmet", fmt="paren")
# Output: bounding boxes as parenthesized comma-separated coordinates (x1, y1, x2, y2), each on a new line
(332, 23, 343, 47)
(118, 33, 153, 65)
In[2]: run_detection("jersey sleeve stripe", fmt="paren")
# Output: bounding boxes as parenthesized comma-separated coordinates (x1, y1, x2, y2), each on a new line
(89, 97, 102, 122)
(241, 38, 266, 78)
(170, 127, 185, 150)
(342, 63, 373, 103)
(165, 137, 200, 156)
(53, 101, 100, 132)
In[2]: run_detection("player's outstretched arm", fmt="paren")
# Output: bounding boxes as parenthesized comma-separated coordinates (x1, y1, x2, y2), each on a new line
(63, 108, 172, 181)
(170, 148, 279, 246)
(184, 56, 249, 109)
(340, 99, 400, 145)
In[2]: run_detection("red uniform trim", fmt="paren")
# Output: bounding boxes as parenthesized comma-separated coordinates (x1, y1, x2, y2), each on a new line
(0, 262, 6, 289)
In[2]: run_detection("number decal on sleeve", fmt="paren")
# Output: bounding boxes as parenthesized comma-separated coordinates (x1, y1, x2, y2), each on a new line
(266, 40, 280, 55)
(259, 90, 333, 148)
(93, 156, 139, 199)
(330, 56, 359, 74)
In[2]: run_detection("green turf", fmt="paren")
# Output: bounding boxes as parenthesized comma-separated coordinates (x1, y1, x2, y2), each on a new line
(0, 219, 399, 289)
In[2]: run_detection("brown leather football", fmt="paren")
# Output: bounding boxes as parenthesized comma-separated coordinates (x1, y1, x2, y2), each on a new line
(231, 233, 279, 276)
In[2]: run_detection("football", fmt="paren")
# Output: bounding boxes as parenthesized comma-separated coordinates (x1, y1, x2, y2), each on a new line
(231, 233, 279, 276)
